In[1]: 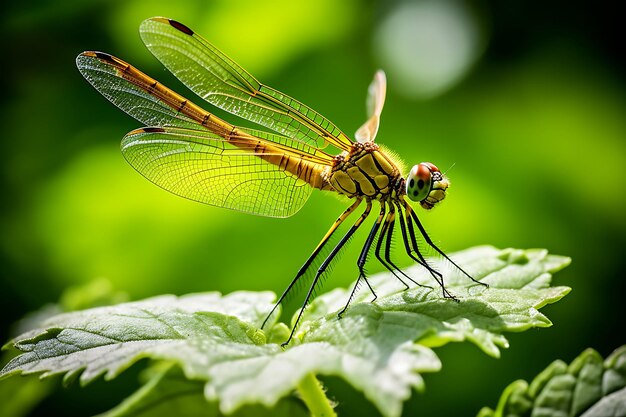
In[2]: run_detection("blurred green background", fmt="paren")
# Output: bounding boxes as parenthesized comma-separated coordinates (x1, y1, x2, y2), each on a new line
(1, 0, 624, 415)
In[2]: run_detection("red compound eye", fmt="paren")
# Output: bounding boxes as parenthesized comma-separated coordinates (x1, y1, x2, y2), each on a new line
(416, 163, 432, 181)
(421, 162, 440, 173)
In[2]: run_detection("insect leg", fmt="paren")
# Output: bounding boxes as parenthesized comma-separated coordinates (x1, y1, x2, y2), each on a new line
(261, 198, 362, 330)
(404, 200, 488, 288)
(374, 203, 411, 289)
(282, 201, 372, 347)
(336, 201, 384, 318)
(395, 202, 454, 298)
(385, 203, 432, 289)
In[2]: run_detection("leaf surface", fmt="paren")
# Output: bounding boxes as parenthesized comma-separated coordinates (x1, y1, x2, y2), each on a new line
(478, 346, 626, 417)
(1, 246, 570, 417)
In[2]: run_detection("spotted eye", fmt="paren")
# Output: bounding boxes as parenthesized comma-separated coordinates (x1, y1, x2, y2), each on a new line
(406, 163, 432, 202)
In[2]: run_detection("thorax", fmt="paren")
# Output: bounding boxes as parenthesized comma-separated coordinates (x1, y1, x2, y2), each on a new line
(324, 142, 404, 199)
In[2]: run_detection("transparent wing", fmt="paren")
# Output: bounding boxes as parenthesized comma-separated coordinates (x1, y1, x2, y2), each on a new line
(139, 17, 353, 151)
(77, 52, 199, 130)
(122, 126, 315, 218)
(77, 51, 334, 218)
(355, 70, 387, 143)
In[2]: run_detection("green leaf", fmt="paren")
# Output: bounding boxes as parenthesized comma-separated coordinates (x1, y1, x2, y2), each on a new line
(0, 362, 54, 417)
(1, 246, 570, 417)
(301, 246, 570, 357)
(0, 278, 130, 416)
(1, 291, 277, 383)
(98, 363, 308, 417)
(59, 277, 129, 312)
(479, 345, 626, 417)
(97, 363, 209, 417)
(582, 387, 626, 417)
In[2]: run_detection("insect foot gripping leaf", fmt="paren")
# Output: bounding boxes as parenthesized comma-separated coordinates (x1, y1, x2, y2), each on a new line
(0, 246, 570, 417)
(477, 345, 626, 417)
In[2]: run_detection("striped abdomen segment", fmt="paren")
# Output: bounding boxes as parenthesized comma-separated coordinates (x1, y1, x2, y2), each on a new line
(84, 52, 234, 137)
(85, 51, 329, 190)
(227, 130, 328, 189)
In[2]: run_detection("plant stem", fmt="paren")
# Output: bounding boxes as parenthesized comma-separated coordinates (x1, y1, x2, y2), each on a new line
(296, 373, 337, 417)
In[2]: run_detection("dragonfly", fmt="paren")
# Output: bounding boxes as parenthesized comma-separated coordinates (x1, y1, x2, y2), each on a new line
(76, 17, 487, 346)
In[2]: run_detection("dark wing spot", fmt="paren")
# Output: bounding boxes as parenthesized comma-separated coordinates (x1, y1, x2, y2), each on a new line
(93, 51, 114, 61)
(139, 127, 166, 133)
(409, 178, 415, 189)
(417, 179, 425, 189)
(169, 19, 194, 35)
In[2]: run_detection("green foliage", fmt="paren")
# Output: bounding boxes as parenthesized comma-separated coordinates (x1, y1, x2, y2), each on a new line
(99, 363, 308, 417)
(0, 371, 53, 417)
(0, 278, 129, 417)
(478, 345, 626, 417)
(1, 246, 570, 417)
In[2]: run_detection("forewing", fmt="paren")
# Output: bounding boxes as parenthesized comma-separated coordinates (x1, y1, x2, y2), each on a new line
(122, 126, 314, 218)
(139, 17, 353, 151)
(77, 51, 331, 218)
(76, 52, 198, 129)
(355, 70, 387, 143)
